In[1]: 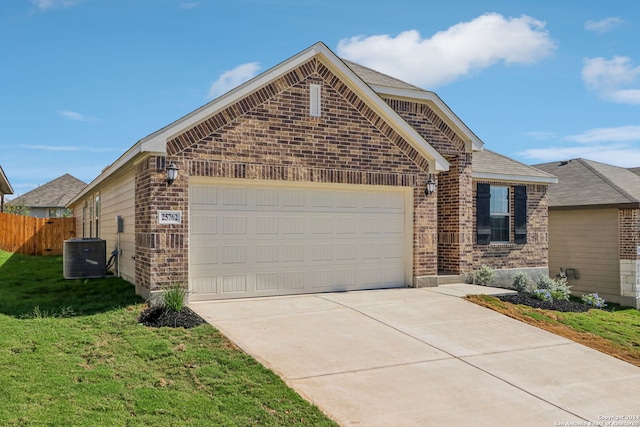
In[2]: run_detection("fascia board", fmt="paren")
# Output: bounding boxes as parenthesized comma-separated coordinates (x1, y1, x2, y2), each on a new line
(473, 172, 558, 184)
(67, 150, 162, 207)
(0, 166, 14, 195)
(370, 85, 484, 152)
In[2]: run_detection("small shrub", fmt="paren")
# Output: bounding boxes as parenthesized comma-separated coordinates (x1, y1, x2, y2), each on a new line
(533, 276, 571, 301)
(532, 289, 553, 301)
(550, 276, 572, 301)
(162, 283, 187, 313)
(581, 293, 607, 309)
(536, 275, 555, 290)
(512, 272, 531, 293)
(470, 265, 496, 286)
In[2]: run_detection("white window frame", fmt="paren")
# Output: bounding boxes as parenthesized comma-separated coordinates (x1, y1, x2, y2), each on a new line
(490, 186, 510, 243)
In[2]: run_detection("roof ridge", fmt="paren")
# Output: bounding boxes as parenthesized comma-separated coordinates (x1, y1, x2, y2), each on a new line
(579, 159, 638, 203)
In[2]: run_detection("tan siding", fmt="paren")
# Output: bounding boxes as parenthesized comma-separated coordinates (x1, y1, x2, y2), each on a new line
(548, 208, 620, 302)
(99, 169, 136, 284)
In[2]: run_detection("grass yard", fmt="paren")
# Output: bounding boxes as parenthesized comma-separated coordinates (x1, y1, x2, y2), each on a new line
(0, 250, 337, 426)
(467, 294, 640, 368)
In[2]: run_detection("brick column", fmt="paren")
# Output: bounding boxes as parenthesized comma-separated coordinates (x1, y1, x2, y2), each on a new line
(619, 209, 640, 308)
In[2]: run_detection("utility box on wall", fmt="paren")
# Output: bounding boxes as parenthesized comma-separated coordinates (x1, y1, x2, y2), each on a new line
(63, 238, 107, 279)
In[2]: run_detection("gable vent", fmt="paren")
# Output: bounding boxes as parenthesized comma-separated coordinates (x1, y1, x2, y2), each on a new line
(310, 84, 321, 117)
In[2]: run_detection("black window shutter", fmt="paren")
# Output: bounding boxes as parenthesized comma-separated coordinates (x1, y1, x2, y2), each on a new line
(514, 185, 527, 244)
(476, 183, 491, 245)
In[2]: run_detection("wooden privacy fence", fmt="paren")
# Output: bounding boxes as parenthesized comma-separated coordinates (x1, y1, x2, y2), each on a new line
(0, 212, 76, 255)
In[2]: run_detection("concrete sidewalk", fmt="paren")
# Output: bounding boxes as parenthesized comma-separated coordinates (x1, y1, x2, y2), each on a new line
(190, 286, 640, 426)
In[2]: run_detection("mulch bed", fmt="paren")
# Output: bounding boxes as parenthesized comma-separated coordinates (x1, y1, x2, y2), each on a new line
(497, 293, 591, 312)
(138, 306, 208, 328)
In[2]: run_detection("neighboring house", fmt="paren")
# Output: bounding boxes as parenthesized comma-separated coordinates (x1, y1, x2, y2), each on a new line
(0, 165, 14, 213)
(534, 159, 640, 309)
(8, 174, 86, 218)
(68, 42, 556, 301)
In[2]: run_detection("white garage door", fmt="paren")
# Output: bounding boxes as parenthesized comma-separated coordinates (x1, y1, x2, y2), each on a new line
(189, 179, 412, 301)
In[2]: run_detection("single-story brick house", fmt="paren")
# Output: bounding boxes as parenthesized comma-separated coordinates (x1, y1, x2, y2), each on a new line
(8, 174, 86, 218)
(68, 42, 556, 301)
(534, 159, 640, 309)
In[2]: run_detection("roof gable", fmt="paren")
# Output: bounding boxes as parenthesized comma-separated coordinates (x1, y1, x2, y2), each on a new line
(71, 42, 456, 205)
(9, 174, 86, 208)
(534, 159, 640, 208)
(166, 42, 449, 171)
(343, 60, 483, 153)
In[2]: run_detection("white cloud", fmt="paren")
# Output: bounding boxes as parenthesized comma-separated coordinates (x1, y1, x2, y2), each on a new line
(336, 13, 556, 88)
(58, 109, 98, 122)
(179, 2, 199, 9)
(519, 125, 640, 167)
(30, 0, 84, 10)
(207, 62, 262, 99)
(582, 56, 640, 105)
(564, 126, 640, 143)
(585, 17, 625, 33)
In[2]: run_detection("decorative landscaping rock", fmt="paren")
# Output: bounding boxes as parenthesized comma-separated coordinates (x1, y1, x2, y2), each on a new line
(498, 293, 591, 313)
(138, 306, 208, 328)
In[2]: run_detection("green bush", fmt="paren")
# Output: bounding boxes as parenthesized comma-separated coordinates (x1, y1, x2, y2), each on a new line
(512, 272, 531, 293)
(533, 276, 572, 301)
(470, 265, 496, 286)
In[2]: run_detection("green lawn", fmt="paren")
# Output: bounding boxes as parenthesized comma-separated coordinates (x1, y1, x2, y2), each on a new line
(0, 250, 336, 426)
(467, 294, 640, 367)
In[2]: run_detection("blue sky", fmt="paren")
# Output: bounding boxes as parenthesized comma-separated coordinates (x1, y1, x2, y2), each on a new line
(2, 0, 639, 198)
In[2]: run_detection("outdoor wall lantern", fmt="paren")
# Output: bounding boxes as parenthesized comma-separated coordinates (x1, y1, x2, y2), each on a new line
(425, 174, 436, 196)
(166, 163, 179, 185)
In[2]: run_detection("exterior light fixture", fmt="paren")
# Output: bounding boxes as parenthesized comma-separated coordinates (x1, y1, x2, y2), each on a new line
(166, 162, 179, 185)
(425, 174, 436, 196)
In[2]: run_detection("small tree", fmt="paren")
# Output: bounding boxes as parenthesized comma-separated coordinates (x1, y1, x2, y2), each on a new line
(5, 200, 31, 216)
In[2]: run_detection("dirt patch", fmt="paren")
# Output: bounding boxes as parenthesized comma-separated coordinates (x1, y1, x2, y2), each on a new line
(138, 306, 207, 329)
(466, 294, 640, 368)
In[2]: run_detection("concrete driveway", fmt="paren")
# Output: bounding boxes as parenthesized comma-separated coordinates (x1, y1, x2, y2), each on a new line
(190, 285, 640, 426)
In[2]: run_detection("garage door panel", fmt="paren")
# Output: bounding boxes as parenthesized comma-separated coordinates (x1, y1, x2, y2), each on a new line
(190, 181, 410, 300)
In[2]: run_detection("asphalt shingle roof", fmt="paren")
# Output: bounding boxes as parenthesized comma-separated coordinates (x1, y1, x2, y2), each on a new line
(533, 159, 640, 208)
(473, 149, 557, 182)
(8, 174, 86, 208)
(342, 59, 426, 92)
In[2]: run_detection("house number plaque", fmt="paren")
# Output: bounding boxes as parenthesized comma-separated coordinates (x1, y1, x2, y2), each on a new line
(158, 210, 182, 225)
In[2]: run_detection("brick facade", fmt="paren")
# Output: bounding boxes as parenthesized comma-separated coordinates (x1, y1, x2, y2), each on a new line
(619, 209, 640, 261)
(135, 58, 443, 293)
(473, 182, 549, 269)
(128, 54, 550, 296)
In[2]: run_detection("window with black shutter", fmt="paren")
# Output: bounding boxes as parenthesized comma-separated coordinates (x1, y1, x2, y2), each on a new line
(477, 184, 527, 244)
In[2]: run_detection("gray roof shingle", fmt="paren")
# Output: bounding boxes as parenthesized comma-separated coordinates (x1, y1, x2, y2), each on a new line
(8, 174, 86, 208)
(473, 149, 557, 183)
(342, 59, 427, 92)
(533, 159, 640, 208)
